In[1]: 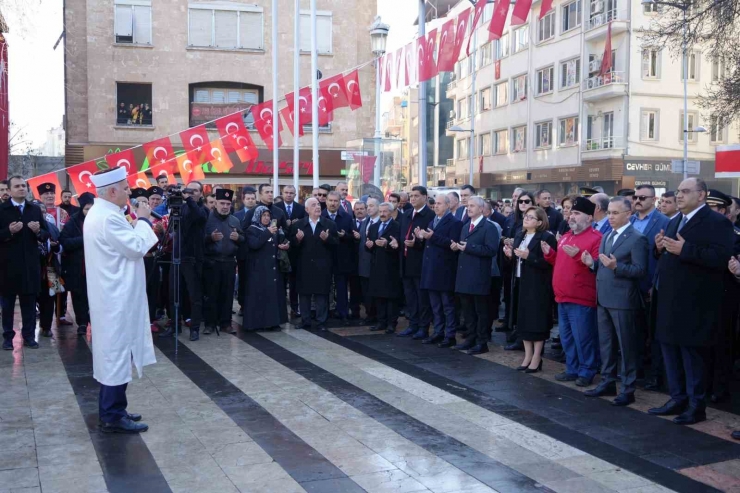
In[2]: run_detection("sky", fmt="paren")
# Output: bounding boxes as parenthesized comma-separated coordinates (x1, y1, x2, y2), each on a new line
(6, 0, 419, 152)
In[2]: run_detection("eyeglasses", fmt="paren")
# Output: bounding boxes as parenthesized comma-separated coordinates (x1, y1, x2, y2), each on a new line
(676, 188, 700, 195)
(317, 193, 327, 197)
(518, 199, 532, 204)
(524, 214, 538, 220)
(633, 195, 655, 202)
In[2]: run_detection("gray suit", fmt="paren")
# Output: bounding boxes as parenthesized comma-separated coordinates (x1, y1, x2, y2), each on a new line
(593, 224, 648, 393)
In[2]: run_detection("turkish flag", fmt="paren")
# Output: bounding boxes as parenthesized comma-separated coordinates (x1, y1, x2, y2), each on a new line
(511, 0, 533, 26)
(382, 52, 394, 91)
(127, 172, 152, 190)
(180, 124, 212, 166)
(286, 87, 313, 125)
(403, 42, 417, 87)
(143, 137, 178, 180)
(394, 46, 405, 89)
(355, 155, 376, 184)
(418, 29, 438, 82)
(176, 152, 205, 185)
(320, 73, 350, 110)
(344, 70, 363, 110)
(715, 144, 740, 178)
(437, 19, 457, 72)
(317, 85, 336, 125)
(28, 173, 63, 203)
(251, 101, 283, 150)
(214, 113, 258, 162)
(67, 160, 101, 196)
(105, 148, 138, 177)
(207, 138, 234, 173)
(489, 0, 511, 41)
(281, 106, 305, 137)
(539, 0, 554, 19)
(599, 22, 613, 77)
(466, 0, 487, 56)
(451, 9, 472, 70)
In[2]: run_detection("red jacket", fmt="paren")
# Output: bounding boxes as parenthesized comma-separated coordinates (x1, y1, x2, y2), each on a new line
(544, 228, 602, 307)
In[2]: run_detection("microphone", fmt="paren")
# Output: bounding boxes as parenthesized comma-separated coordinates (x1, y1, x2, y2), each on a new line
(131, 198, 162, 220)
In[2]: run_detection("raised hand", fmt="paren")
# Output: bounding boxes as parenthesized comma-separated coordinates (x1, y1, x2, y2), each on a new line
(268, 225, 278, 234)
(514, 247, 529, 259)
(389, 236, 399, 249)
(599, 253, 617, 270)
(9, 221, 22, 234)
(562, 245, 580, 258)
(365, 239, 374, 249)
(211, 230, 224, 241)
(296, 229, 305, 242)
(580, 250, 594, 267)
(654, 229, 666, 252)
(319, 229, 329, 241)
(540, 241, 551, 256)
(503, 244, 513, 258)
(27, 221, 40, 234)
(663, 233, 685, 255)
(353, 230, 361, 239)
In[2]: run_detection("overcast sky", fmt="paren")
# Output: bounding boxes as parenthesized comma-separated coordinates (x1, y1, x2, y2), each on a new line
(7, 0, 421, 151)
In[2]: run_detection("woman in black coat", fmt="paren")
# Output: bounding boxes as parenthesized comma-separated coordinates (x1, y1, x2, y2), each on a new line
(504, 206, 558, 373)
(59, 193, 95, 334)
(557, 195, 575, 239)
(243, 206, 289, 331)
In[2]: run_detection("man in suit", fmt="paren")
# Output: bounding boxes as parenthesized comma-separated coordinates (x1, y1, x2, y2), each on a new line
(367, 203, 402, 333)
(335, 181, 354, 219)
(234, 187, 257, 316)
(484, 199, 506, 230)
(276, 185, 306, 317)
(349, 201, 367, 319)
(649, 178, 734, 425)
(452, 196, 499, 355)
(0, 176, 50, 350)
(416, 194, 462, 347)
(590, 193, 612, 235)
(455, 185, 475, 222)
(581, 197, 648, 406)
(396, 186, 436, 339)
(356, 198, 380, 325)
(290, 198, 339, 331)
(242, 184, 287, 231)
(536, 189, 563, 234)
(660, 191, 680, 220)
(322, 191, 356, 324)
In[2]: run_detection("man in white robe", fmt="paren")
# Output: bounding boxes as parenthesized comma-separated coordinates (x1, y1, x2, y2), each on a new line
(84, 167, 158, 434)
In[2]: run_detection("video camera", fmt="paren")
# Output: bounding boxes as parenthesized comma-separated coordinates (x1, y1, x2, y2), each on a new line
(166, 186, 186, 217)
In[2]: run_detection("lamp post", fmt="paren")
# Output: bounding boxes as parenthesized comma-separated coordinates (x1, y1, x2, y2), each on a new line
(370, 17, 390, 189)
(449, 125, 474, 184)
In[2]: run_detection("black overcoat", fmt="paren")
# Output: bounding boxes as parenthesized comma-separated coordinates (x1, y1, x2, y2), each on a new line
(398, 206, 435, 278)
(243, 225, 288, 329)
(322, 208, 357, 275)
(59, 211, 86, 293)
(368, 220, 403, 299)
(454, 218, 499, 296)
(420, 213, 462, 292)
(290, 217, 338, 295)
(0, 200, 50, 296)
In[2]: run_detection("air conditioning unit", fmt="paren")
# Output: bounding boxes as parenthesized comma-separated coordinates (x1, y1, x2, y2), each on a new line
(587, 78, 597, 89)
(449, 110, 456, 119)
(589, 59, 602, 73)
(591, 0, 603, 14)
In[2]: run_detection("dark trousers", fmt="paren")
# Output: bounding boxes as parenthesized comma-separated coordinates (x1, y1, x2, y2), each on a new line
(159, 262, 171, 318)
(237, 260, 247, 309)
(402, 276, 431, 333)
(489, 276, 503, 327)
(333, 274, 349, 318)
(428, 290, 455, 339)
(171, 261, 203, 331)
(662, 342, 707, 408)
(375, 297, 399, 331)
(300, 294, 328, 327)
(144, 256, 159, 322)
(99, 383, 128, 423)
(204, 259, 236, 329)
(349, 275, 362, 318)
(38, 291, 55, 331)
(287, 272, 299, 312)
(597, 305, 639, 394)
(502, 267, 513, 325)
(460, 294, 489, 346)
(71, 290, 90, 328)
(1, 294, 36, 342)
(360, 277, 376, 320)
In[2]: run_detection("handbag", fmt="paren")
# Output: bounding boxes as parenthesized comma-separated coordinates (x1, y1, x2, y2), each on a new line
(277, 248, 291, 273)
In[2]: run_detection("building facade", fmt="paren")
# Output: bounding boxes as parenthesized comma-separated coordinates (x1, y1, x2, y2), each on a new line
(443, 0, 738, 200)
(64, 0, 377, 192)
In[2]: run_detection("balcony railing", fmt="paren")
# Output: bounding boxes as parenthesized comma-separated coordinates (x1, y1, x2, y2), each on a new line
(447, 80, 457, 90)
(583, 135, 624, 151)
(587, 9, 620, 31)
(446, 120, 455, 130)
(582, 71, 626, 91)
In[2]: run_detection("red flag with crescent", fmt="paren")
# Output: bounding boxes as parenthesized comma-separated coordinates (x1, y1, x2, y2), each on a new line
(143, 137, 178, 181)
(418, 29, 438, 82)
(286, 87, 313, 126)
(489, 0, 511, 41)
(67, 160, 101, 196)
(437, 18, 457, 73)
(466, 0, 487, 56)
(176, 152, 205, 185)
(251, 101, 283, 150)
(344, 70, 363, 111)
(382, 51, 394, 91)
(104, 148, 139, 177)
(207, 138, 234, 173)
(214, 113, 259, 162)
(511, 0, 533, 26)
(127, 172, 152, 190)
(450, 9, 471, 70)
(28, 173, 63, 203)
(280, 106, 305, 137)
(317, 84, 336, 125)
(179, 124, 213, 167)
(539, 0, 554, 19)
(320, 73, 349, 110)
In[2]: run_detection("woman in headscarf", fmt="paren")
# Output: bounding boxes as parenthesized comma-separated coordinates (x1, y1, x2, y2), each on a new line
(60, 192, 95, 335)
(243, 206, 290, 331)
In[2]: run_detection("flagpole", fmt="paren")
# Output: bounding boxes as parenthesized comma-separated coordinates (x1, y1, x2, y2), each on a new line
(311, 0, 319, 188)
(418, 0, 428, 187)
(293, 0, 300, 192)
(272, 0, 279, 190)
(469, 17, 476, 185)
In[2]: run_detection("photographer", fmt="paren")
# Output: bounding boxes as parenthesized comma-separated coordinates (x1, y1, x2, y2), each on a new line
(158, 181, 208, 341)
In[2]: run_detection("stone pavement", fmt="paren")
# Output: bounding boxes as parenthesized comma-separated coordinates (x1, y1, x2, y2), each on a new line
(2, 303, 740, 492)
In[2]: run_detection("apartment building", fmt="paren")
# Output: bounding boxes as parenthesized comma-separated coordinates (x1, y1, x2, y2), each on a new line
(64, 0, 376, 187)
(443, 0, 738, 199)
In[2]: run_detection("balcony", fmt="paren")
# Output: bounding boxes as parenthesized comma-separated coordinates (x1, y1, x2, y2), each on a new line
(582, 135, 624, 158)
(446, 79, 458, 98)
(585, 8, 630, 42)
(582, 71, 627, 102)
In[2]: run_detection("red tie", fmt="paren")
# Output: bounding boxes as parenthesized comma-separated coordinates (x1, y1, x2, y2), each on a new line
(469, 222, 475, 233)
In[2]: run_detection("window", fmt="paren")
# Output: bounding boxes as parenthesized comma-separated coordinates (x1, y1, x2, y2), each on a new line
(117, 83, 153, 126)
(536, 66, 554, 95)
(461, 56, 470, 78)
(480, 87, 492, 111)
(513, 26, 529, 54)
(480, 43, 493, 67)
(640, 110, 659, 141)
(457, 139, 469, 160)
(643, 3, 661, 13)
(642, 49, 660, 79)
(538, 11, 556, 43)
(494, 33, 509, 60)
(560, 58, 580, 88)
(495, 81, 508, 107)
(494, 129, 508, 154)
(457, 97, 468, 119)
(191, 86, 259, 126)
(512, 74, 527, 103)
(681, 51, 700, 81)
(712, 59, 728, 81)
(188, 6, 264, 50)
(710, 116, 726, 143)
(300, 11, 333, 53)
(513, 126, 526, 152)
(478, 133, 492, 156)
(483, 2, 494, 22)
(679, 111, 699, 143)
(114, 0, 152, 45)
(535, 121, 552, 148)
(562, 0, 582, 32)
(559, 117, 579, 146)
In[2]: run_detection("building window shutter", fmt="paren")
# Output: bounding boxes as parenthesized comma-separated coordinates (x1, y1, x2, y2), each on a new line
(214, 10, 238, 48)
(240, 12, 263, 49)
(115, 5, 133, 37)
(317, 15, 332, 53)
(300, 14, 311, 51)
(189, 9, 213, 47)
(133, 6, 151, 44)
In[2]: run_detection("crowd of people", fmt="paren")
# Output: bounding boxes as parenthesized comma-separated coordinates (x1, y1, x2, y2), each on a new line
(1, 173, 740, 435)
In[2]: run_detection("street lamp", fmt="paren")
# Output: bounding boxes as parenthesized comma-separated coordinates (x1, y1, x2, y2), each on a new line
(449, 125, 474, 184)
(642, 0, 693, 179)
(370, 16, 390, 188)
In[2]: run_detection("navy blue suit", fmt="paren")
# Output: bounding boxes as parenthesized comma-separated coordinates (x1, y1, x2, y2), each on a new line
(398, 206, 436, 336)
(322, 208, 356, 318)
(630, 210, 670, 295)
(490, 210, 506, 230)
(594, 218, 613, 236)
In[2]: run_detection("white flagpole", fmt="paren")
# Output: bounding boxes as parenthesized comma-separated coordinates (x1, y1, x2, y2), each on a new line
(311, 0, 319, 188)
(293, 0, 301, 193)
(272, 0, 279, 190)
(418, 0, 427, 187)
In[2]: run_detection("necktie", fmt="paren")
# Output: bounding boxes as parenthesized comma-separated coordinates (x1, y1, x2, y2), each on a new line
(287, 204, 292, 218)
(343, 201, 350, 213)
(678, 215, 689, 233)
(433, 217, 440, 229)
(330, 213, 336, 221)
(605, 231, 616, 255)
(17, 205, 22, 215)
(469, 222, 475, 233)
(379, 222, 386, 236)
(356, 220, 361, 229)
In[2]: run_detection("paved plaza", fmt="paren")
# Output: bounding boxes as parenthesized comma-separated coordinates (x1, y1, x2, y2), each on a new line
(3, 305, 740, 493)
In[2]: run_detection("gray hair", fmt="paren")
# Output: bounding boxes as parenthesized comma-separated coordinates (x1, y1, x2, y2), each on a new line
(305, 197, 319, 208)
(592, 193, 610, 212)
(366, 197, 379, 208)
(379, 201, 394, 211)
(513, 187, 524, 195)
(468, 196, 485, 209)
(327, 191, 341, 200)
(282, 185, 296, 192)
(440, 194, 450, 205)
(610, 196, 632, 211)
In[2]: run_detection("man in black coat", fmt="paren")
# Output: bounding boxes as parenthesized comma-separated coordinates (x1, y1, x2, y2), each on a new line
(397, 186, 435, 339)
(275, 185, 305, 317)
(349, 201, 367, 319)
(322, 191, 356, 324)
(648, 178, 734, 425)
(0, 176, 50, 350)
(356, 198, 380, 324)
(536, 189, 563, 234)
(335, 181, 354, 219)
(59, 189, 81, 217)
(242, 184, 287, 232)
(290, 197, 338, 330)
(452, 196, 499, 355)
(367, 203, 402, 334)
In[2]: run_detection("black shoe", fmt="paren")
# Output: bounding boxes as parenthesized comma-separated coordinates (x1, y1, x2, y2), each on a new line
(555, 372, 578, 382)
(158, 328, 175, 338)
(731, 430, 740, 440)
(23, 339, 39, 349)
(300, 324, 312, 330)
(550, 342, 563, 350)
(612, 393, 635, 407)
(412, 330, 428, 341)
(127, 413, 142, 422)
(525, 360, 543, 374)
(422, 334, 444, 345)
(2, 340, 12, 350)
(575, 377, 592, 387)
(584, 384, 617, 397)
(504, 341, 524, 351)
(340, 317, 350, 326)
(710, 391, 728, 404)
(203, 326, 213, 335)
(77, 326, 87, 335)
(516, 365, 528, 371)
(100, 417, 149, 434)
(673, 407, 706, 425)
(384, 327, 396, 335)
(369, 325, 385, 332)
(466, 344, 489, 355)
(189, 330, 199, 341)
(453, 341, 475, 351)
(644, 378, 662, 391)
(396, 328, 415, 337)
(41, 329, 52, 338)
(437, 338, 455, 348)
(648, 399, 688, 416)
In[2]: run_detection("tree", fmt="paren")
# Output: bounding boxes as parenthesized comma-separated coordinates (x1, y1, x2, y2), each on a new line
(639, 0, 740, 132)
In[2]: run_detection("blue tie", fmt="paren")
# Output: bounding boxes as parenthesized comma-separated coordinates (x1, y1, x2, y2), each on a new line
(287, 204, 292, 218)
(678, 215, 689, 233)
(379, 222, 386, 236)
